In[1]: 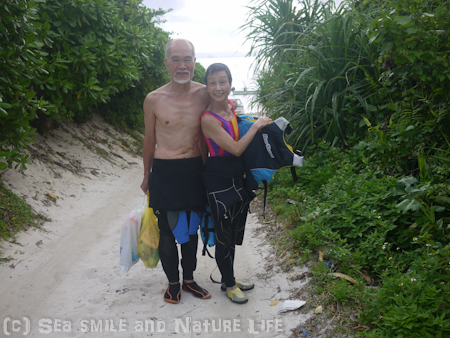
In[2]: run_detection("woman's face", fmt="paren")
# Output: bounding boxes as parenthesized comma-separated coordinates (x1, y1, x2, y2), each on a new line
(206, 71, 231, 103)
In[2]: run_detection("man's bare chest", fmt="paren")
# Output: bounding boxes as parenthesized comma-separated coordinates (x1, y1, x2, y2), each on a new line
(156, 102, 203, 126)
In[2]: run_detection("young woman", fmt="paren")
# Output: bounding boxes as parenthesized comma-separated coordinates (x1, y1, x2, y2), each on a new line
(200, 63, 271, 304)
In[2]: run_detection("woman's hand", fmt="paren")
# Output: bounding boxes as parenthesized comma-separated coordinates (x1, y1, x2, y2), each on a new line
(254, 116, 272, 131)
(201, 114, 272, 157)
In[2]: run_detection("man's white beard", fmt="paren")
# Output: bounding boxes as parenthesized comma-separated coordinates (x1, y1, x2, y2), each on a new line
(173, 78, 191, 84)
(173, 71, 192, 84)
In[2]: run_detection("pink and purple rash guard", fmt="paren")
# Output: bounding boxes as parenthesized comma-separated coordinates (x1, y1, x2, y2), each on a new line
(202, 100, 240, 157)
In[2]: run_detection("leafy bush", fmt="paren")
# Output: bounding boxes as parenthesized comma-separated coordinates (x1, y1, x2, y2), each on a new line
(192, 62, 206, 84)
(99, 25, 171, 132)
(362, 247, 450, 338)
(267, 143, 449, 336)
(1, 0, 170, 169)
(353, 0, 450, 177)
(34, 0, 169, 123)
(0, 0, 50, 170)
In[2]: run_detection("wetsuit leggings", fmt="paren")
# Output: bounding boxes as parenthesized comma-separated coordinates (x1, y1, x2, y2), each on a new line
(156, 210, 198, 283)
(214, 201, 245, 288)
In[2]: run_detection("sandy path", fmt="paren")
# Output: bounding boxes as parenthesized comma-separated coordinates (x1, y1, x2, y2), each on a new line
(0, 117, 312, 337)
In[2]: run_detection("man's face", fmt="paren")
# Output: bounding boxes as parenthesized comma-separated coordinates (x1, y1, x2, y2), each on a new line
(165, 41, 196, 84)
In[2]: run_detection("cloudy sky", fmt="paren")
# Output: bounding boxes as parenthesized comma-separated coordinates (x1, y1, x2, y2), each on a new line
(141, 0, 343, 57)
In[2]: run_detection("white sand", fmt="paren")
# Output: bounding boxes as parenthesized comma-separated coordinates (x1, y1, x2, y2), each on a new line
(0, 115, 312, 337)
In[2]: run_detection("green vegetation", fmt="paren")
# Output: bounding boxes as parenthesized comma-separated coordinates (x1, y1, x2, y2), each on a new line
(243, 0, 450, 336)
(269, 146, 450, 336)
(193, 62, 206, 85)
(0, 183, 44, 259)
(1, 0, 170, 170)
(242, 0, 380, 151)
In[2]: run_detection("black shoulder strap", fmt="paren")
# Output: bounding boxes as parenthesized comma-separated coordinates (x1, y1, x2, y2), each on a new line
(291, 150, 302, 182)
(201, 213, 215, 259)
(291, 166, 298, 182)
(203, 245, 214, 259)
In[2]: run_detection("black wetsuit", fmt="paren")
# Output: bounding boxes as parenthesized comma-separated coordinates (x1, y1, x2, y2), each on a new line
(200, 152, 255, 288)
(148, 157, 205, 283)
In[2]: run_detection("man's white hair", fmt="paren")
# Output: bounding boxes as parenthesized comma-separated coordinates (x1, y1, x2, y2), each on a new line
(165, 39, 195, 59)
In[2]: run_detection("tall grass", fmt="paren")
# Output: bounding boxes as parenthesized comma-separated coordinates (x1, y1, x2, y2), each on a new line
(241, 0, 381, 151)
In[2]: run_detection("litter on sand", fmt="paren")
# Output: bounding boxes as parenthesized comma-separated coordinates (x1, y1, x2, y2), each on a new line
(279, 300, 306, 313)
(329, 272, 357, 284)
(314, 305, 323, 314)
(300, 327, 310, 338)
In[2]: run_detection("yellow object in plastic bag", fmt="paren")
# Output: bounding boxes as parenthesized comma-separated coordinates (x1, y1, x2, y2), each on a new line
(137, 194, 160, 268)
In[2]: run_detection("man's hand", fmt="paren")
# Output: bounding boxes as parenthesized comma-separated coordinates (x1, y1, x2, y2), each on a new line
(141, 175, 149, 193)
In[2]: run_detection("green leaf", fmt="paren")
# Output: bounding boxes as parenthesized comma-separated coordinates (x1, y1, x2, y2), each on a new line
(0, 102, 13, 109)
(399, 177, 418, 186)
(0, 162, 7, 170)
(432, 206, 445, 213)
(435, 7, 447, 17)
(396, 199, 422, 213)
(363, 117, 371, 127)
(405, 54, 416, 63)
(405, 186, 420, 193)
(381, 42, 393, 53)
(26, 91, 36, 100)
(394, 16, 411, 26)
(0, 151, 14, 158)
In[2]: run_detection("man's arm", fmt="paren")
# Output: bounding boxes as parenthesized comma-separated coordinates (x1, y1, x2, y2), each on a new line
(140, 93, 157, 193)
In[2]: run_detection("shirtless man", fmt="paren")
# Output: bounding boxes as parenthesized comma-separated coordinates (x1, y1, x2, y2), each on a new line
(140, 39, 210, 304)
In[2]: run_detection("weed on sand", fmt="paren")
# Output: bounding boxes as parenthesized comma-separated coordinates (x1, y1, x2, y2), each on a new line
(0, 182, 45, 261)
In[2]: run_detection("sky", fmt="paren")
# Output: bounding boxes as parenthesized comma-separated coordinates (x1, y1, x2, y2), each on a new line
(141, 0, 253, 57)
(141, 0, 343, 58)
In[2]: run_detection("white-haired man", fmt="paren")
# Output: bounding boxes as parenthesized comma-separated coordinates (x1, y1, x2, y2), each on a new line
(140, 39, 210, 304)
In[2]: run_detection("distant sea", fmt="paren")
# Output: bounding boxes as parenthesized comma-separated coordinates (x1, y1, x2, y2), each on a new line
(196, 56, 263, 115)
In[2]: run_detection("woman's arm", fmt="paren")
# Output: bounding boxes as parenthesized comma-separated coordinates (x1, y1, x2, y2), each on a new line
(201, 114, 271, 157)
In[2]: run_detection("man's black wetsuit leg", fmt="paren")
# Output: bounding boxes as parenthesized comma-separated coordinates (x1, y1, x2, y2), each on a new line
(156, 210, 198, 283)
(181, 230, 198, 281)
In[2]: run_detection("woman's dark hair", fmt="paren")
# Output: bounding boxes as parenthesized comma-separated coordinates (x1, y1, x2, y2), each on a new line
(204, 63, 232, 85)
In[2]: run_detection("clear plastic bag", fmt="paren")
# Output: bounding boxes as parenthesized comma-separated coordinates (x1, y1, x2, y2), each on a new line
(119, 196, 146, 272)
(137, 194, 160, 268)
